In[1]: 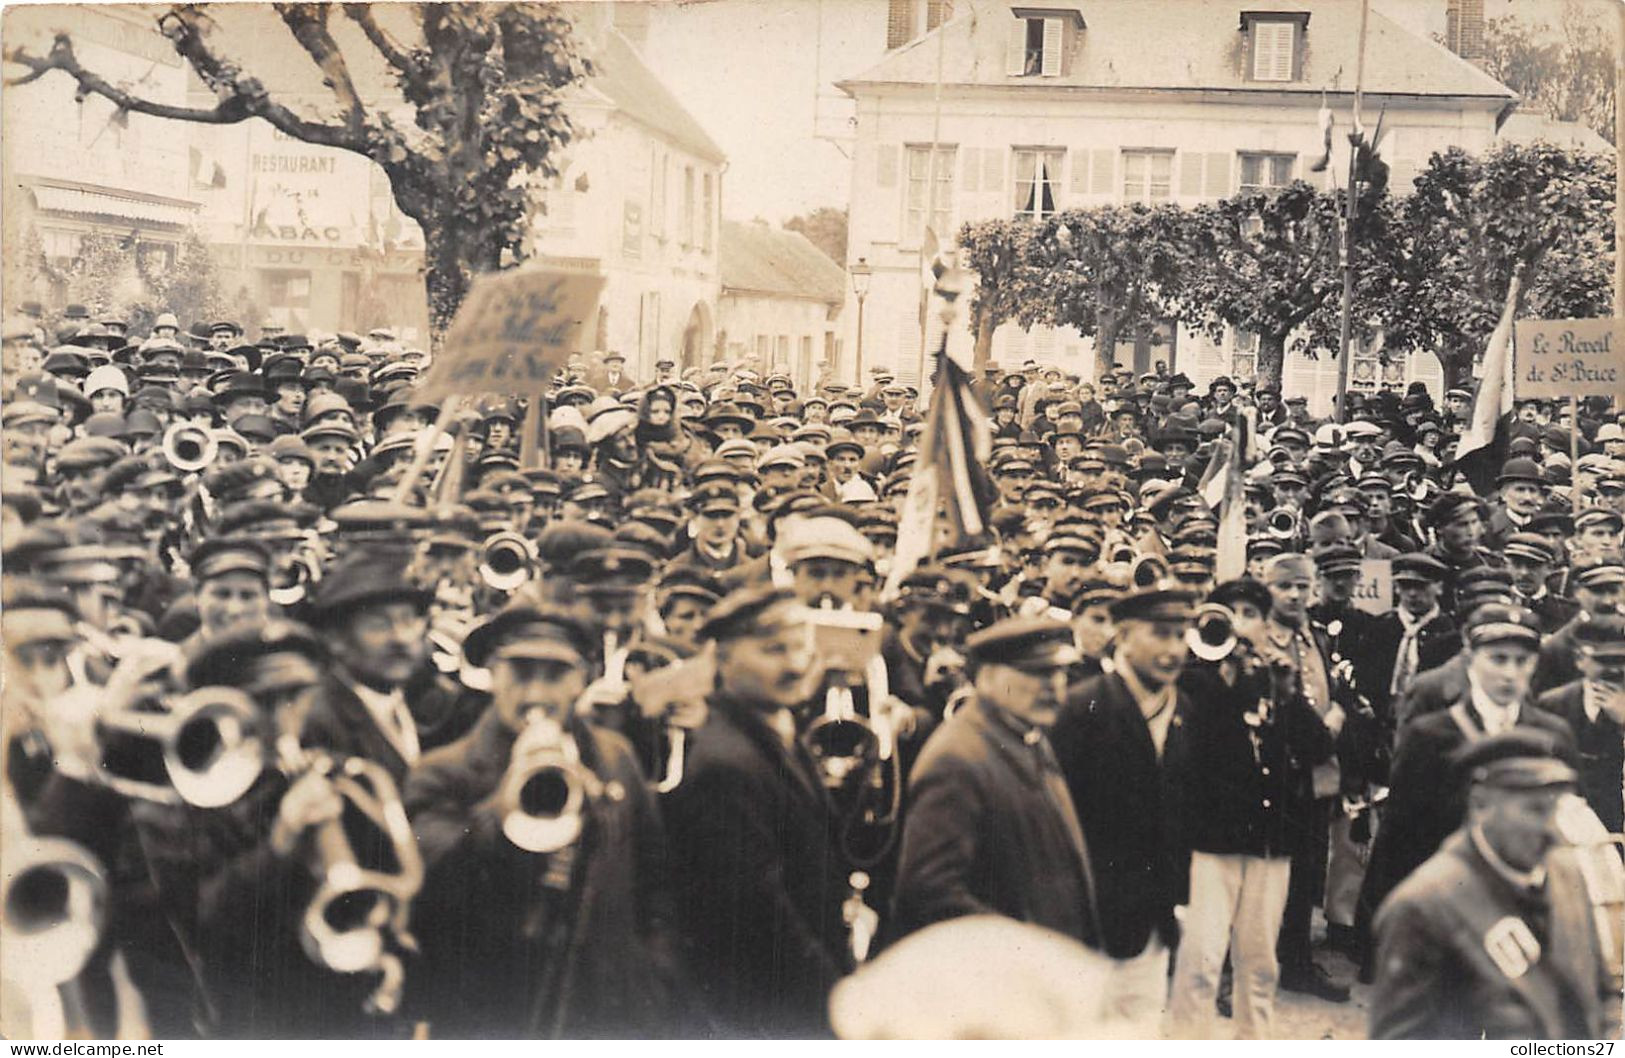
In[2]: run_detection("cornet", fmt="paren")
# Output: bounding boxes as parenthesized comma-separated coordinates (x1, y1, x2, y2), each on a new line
(94, 687, 267, 808)
(478, 531, 537, 592)
(162, 421, 219, 473)
(499, 712, 600, 853)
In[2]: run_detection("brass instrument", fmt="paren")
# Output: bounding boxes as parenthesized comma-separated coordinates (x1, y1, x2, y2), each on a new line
(161, 421, 219, 473)
(478, 531, 537, 592)
(94, 687, 267, 808)
(1265, 507, 1301, 542)
(499, 712, 600, 853)
(801, 606, 887, 791)
(1186, 603, 1238, 662)
(1, 799, 107, 990)
(1129, 554, 1170, 590)
(269, 550, 322, 607)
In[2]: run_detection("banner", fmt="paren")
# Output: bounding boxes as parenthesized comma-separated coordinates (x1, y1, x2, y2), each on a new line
(1513, 317, 1625, 401)
(415, 269, 606, 400)
(1352, 559, 1393, 615)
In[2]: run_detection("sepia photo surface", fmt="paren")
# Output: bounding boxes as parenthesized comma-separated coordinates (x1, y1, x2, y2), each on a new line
(1, 0, 1622, 1043)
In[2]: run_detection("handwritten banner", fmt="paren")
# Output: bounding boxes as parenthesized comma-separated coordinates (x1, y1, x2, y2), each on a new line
(1514, 318, 1625, 401)
(1352, 559, 1393, 616)
(415, 268, 606, 400)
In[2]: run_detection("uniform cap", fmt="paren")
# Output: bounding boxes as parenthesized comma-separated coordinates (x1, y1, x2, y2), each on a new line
(1462, 603, 1542, 650)
(1452, 729, 1576, 791)
(1391, 552, 1448, 583)
(964, 616, 1079, 671)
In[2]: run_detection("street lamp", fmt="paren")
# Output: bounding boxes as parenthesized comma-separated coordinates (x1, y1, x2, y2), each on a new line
(850, 257, 871, 386)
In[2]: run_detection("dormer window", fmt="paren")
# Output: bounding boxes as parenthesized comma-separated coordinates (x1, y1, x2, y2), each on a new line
(1006, 7, 1084, 78)
(1240, 11, 1309, 82)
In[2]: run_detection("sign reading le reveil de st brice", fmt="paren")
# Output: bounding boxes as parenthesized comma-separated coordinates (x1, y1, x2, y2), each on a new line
(1513, 318, 1625, 401)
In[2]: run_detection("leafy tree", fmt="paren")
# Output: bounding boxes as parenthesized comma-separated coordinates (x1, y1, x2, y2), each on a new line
(1178, 182, 1380, 392)
(1027, 205, 1189, 381)
(1482, 3, 1617, 146)
(5, 3, 593, 343)
(958, 217, 1041, 373)
(784, 206, 848, 266)
(1375, 143, 1614, 387)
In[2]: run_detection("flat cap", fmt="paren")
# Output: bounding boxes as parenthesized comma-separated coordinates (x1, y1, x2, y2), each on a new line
(188, 536, 272, 582)
(1426, 491, 1484, 529)
(1109, 587, 1197, 623)
(700, 585, 802, 643)
(1462, 603, 1542, 650)
(964, 616, 1079, 671)
(1391, 552, 1448, 583)
(309, 549, 432, 622)
(463, 601, 595, 668)
(1502, 533, 1555, 565)
(1452, 729, 1576, 791)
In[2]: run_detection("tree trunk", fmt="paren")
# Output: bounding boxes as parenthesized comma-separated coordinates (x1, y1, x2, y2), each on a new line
(972, 304, 995, 375)
(1257, 330, 1288, 393)
(1434, 339, 1475, 390)
(1093, 318, 1120, 382)
(420, 215, 503, 352)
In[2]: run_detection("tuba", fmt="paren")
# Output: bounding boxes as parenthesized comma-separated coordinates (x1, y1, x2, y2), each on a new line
(498, 712, 600, 854)
(162, 422, 218, 473)
(93, 687, 268, 808)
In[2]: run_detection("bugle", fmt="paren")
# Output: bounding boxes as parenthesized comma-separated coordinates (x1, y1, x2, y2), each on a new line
(1265, 507, 1301, 541)
(269, 551, 322, 607)
(161, 422, 218, 473)
(94, 687, 267, 808)
(1, 801, 107, 989)
(801, 606, 886, 790)
(478, 531, 536, 592)
(1186, 603, 1238, 662)
(499, 712, 600, 853)
(1130, 554, 1170, 590)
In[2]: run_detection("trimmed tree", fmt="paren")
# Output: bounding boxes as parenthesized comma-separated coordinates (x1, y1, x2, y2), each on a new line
(5, 3, 592, 344)
(958, 217, 1043, 374)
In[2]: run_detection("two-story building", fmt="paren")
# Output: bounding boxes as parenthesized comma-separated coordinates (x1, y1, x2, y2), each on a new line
(718, 220, 846, 389)
(838, 0, 1518, 410)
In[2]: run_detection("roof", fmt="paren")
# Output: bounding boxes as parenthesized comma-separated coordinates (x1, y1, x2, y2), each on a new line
(29, 183, 200, 227)
(1497, 112, 1612, 154)
(590, 30, 727, 164)
(840, 0, 1516, 103)
(720, 222, 847, 304)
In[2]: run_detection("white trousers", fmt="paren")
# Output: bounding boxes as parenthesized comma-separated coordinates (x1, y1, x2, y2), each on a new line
(1168, 851, 1293, 1040)
(1099, 937, 1170, 1038)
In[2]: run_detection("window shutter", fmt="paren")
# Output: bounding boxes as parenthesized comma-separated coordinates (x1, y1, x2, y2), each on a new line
(1204, 152, 1230, 197)
(877, 144, 899, 189)
(982, 148, 1003, 192)
(1090, 149, 1113, 194)
(1069, 148, 1089, 195)
(1006, 18, 1028, 76)
(1252, 22, 1294, 81)
(962, 147, 981, 194)
(1178, 152, 1202, 198)
(1040, 18, 1063, 76)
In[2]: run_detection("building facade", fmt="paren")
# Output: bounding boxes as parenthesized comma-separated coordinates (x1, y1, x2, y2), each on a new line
(718, 221, 846, 390)
(838, 0, 1518, 410)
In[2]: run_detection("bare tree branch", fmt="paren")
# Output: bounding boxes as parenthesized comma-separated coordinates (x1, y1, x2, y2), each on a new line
(3, 33, 253, 122)
(342, 4, 421, 78)
(275, 3, 366, 134)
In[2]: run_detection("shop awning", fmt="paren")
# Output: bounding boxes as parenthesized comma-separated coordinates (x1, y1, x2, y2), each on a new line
(31, 184, 200, 227)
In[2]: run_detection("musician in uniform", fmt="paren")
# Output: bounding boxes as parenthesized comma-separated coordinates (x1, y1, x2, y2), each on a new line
(1535, 615, 1625, 834)
(660, 587, 849, 1037)
(1371, 730, 1612, 1039)
(404, 600, 683, 1037)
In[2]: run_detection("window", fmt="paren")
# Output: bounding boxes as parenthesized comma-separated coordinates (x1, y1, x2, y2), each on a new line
(683, 166, 696, 248)
(905, 145, 955, 246)
(651, 150, 666, 240)
(798, 335, 814, 387)
(1006, 12, 1070, 76)
(702, 173, 714, 254)
(1238, 152, 1295, 193)
(775, 335, 791, 369)
(1013, 148, 1064, 220)
(755, 335, 771, 361)
(1248, 18, 1299, 81)
(1121, 149, 1173, 205)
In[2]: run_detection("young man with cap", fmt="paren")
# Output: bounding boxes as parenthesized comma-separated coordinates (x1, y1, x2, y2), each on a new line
(660, 586, 849, 1037)
(1353, 553, 1459, 731)
(891, 616, 1100, 952)
(1536, 614, 1625, 833)
(1504, 532, 1578, 634)
(1425, 492, 1505, 614)
(1533, 557, 1625, 695)
(403, 600, 683, 1036)
(1050, 587, 1199, 1033)
(1360, 605, 1576, 957)
(1370, 729, 1610, 1039)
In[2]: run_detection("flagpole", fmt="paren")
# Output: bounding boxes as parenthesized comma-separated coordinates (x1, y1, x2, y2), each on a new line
(918, 8, 949, 391)
(1334, 0, 1371, 424)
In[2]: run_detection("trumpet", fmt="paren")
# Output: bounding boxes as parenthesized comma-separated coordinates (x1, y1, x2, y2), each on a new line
(801, 605, 888, 791)
(499, 712, 600, 853)
(94, 687, 268, 808)
(1265, 507, 1301, 541)
(478, 531, 537, 592)
(162, 421, 218, 473)
(1, 800, 108, 990)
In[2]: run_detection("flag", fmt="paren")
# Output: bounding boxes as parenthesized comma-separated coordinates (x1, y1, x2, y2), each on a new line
(1308, 93, 1334, 173)
(918, 226, 942, 331)
(1453, 274, 1521, 496)
(1213, 408, 1255, 582)
(882, 349, 997, 599)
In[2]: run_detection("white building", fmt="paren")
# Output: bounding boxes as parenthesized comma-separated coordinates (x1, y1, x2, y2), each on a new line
(837, 0, 1519, 411)
(718, 221, 846, 389)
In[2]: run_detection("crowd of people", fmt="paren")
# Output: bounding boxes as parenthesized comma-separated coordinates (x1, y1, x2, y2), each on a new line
(1, 304, 1622, 1040)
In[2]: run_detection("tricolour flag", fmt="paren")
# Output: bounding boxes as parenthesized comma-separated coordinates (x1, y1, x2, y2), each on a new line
(1197, 406, 1255, 582)
(1453, 274, 1521, 496)
(882, 349, 998, 599)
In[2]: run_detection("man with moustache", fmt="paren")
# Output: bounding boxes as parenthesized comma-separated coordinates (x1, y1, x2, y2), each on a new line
(660, 587, 849, 1037)
(1051, 587, 1199, 1035)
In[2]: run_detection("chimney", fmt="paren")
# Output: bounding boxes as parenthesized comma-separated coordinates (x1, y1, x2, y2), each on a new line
(1445, 0, 1485, 63)
(887, 0, 917, 50)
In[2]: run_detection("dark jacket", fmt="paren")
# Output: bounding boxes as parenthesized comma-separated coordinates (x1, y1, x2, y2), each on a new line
(1532, 616, 1587, 698)
(403, 708, 684, 1037)
(1536, 681, 1625, 835)
(1176, 659, 1337, 859)
(1352, 609, 1461, 724)
(1371, 831, 1609, 1039)
(660, 693, 849, 1038)
(1361, 697, 1576, 924)
(1393, 652, 1469, 732)
(890, 698, 1099, 945)
(298, 674, 414, 786)
(1051, 671, 1191, 959)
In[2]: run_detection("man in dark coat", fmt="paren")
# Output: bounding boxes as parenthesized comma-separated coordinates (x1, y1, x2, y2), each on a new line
(1359, 605, 1577, 976)
(1532, 559, 1625, 697)
(1352, 553, 1459, 734)
(661, 587, 850, 1037)
(1052, 587, 1197, 1035)
(404, 602, 683, 1037)
(890, 616, 1097, 945)
(1371, 730, 1611, 1039)
(1534, 615, 1625, 834)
